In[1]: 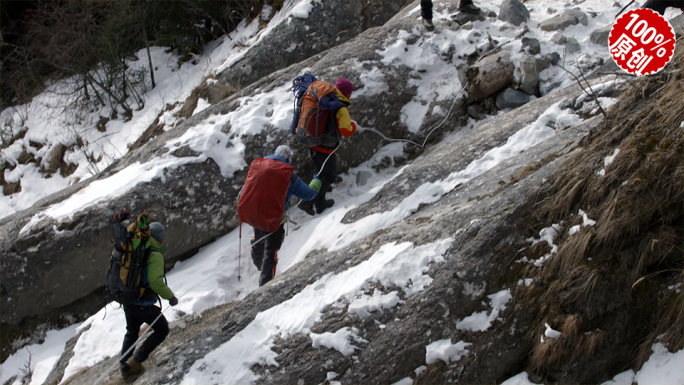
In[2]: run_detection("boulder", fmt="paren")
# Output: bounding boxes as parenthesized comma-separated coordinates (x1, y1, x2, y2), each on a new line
(539, 8, 588, 31)
(467, 105, 488, 120)
(548, 52, 562, 66)
(465, 51, 514, 101)
(498, 0, 530, 26)
(590, 25, 612, 46)
(522, 37, 541, 55)
(577, 52, 605, 71)
(551, 32, 567, 45)
(566, 37, 581, 53)
(211, 1, 403, 103)
(517, 55, 539, 95)
(496, 88, 536, 109)
(535, 56, 552, 72)
(451, 11, 486, 25)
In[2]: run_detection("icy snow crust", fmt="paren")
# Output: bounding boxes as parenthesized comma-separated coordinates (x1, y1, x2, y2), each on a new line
(2, 1, 683, 384)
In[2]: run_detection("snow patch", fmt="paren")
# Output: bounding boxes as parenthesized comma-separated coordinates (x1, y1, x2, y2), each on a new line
(425, 339, 472, 365)
(456, 289, 511, 332)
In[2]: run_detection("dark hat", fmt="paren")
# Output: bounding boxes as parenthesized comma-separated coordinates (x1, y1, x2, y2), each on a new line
(335, 78, 353, 98)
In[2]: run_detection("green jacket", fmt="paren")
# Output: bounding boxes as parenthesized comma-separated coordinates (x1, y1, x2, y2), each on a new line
(146, 237, 174, 301)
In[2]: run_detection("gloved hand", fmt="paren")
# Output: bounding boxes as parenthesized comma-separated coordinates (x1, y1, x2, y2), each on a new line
(313, 175, 320, 180)
(309, 177, 322, 193)
(169, 296, 178, 306)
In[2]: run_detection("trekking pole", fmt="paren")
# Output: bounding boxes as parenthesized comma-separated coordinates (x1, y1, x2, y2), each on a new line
(616, 0, 636, 18)
(93, 280, 212, 385)
(238, 222, 242, 281)
(93, 310, 165, 385)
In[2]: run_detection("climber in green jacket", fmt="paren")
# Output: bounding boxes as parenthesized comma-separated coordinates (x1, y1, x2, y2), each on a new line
(120, 222, 178, 380)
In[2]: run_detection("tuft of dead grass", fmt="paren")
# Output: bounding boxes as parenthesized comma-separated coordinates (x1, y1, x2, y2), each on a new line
(560, 314, 583, 339)
(523, 42, 683, 377)
(574, 330, 605, 358)
(531, 339, 566, 371)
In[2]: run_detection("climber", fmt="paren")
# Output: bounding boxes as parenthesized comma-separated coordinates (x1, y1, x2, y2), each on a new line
(641, 0, 684, 14)
(420, 0, 482, 31)
(237, 145, 322, 286)
(299, 78, 357, 216)
(120, 222, 178, 380)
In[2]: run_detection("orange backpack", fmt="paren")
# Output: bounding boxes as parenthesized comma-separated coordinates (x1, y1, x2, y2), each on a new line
(294, 80, 345, 147)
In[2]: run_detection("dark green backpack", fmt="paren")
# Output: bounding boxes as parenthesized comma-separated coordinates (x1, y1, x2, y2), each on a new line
(105, 212, 153, 305)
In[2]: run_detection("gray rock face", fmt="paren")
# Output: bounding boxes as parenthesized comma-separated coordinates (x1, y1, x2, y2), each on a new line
(342, 78, 608, 223)
(498, 0, 530, 26)
(465, 51, 514, 101)
(63, 78, 618, 385)
(0, 3, 462, 359)
(496, 88, 535, 109)
(539, 8, 589, 31)
(590, 25, 612, 46)
(211, 1, 405, 103)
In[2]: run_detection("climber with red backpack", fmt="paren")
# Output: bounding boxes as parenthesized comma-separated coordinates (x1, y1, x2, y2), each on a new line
(289, 73, 357, 215)
(237, 145, 322, 286)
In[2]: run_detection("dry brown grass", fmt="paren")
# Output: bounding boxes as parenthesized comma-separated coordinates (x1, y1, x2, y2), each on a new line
(531, 338, 566, 371)
(523, 44, 684, 376)
(176, 81, 211, 119)
(560, 314, 582, 339)
(574, 330, 605, 358)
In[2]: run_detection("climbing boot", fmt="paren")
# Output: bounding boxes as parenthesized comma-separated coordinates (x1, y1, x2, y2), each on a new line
(458, 3, 481, 14)
(315, 199, 335, 215)
(422, 18, 435, 31)
(124, 357, 145, 378)
(299, 201, 315, 216)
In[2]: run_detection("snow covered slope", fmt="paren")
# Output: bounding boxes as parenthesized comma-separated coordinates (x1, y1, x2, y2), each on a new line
(1, 1, 682, 385)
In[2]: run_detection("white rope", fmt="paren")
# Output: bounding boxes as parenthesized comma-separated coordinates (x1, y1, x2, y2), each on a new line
(363, 81, 467, 148)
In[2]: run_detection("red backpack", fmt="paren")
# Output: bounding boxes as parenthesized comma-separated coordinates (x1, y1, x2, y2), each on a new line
(238, 158, 294, 232)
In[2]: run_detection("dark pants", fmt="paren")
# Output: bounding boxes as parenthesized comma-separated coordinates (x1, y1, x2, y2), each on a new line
(251, 224, 285, 286)
(421, 0, 433, 20)
(642, 0, 684, 14)
(120, 305, 169, 365)
(461, 0, 474, 5)
(303, 149, 336, 211)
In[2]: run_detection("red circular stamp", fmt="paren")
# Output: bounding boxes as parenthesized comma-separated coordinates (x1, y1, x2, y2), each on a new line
(609, 8, 676, 76)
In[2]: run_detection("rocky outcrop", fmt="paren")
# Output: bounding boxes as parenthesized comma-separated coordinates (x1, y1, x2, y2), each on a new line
(465, 51, 514, 101)
(342, 77, 616, 223)
(210, 1, 407, 103)
(0, 2, 464, 359)
(539, 8, 588, 31)
(498, 0, 529, 26)
(66, 71, 632, 385)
